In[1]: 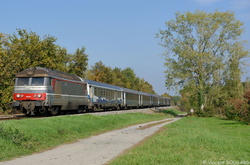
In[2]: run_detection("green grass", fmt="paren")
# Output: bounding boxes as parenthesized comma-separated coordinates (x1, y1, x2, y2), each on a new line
(0, 113, 166, 161)
(162, 108, 185, 117)
(110, 117, 250, 165)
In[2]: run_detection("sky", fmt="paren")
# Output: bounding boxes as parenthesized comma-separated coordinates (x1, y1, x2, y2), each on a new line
(1, 0, 250, 95)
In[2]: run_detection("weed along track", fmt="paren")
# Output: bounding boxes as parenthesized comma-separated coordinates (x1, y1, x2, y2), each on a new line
(0, 117, 181, 165)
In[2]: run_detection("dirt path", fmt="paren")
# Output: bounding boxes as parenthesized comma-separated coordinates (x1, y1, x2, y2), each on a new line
(0, 117, 182, 165)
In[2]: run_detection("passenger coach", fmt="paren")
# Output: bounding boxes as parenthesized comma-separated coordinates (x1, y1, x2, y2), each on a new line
(85, 79, 123, 111)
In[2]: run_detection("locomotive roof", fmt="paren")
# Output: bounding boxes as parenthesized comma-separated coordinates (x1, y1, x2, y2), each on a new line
(16, 67, 82, 82)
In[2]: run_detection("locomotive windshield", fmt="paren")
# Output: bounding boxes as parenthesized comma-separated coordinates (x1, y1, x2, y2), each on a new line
(16, 77, 46, 86)
(16, 78, 29, 86)
(31, 77, 44, 86)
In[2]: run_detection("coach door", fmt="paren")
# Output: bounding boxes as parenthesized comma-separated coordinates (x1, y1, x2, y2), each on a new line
(123, 92, 126, 106)
(88, 85, 93, 106)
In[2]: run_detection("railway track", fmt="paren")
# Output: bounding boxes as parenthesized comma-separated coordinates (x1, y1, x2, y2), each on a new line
(0, 106, 173, 121)
(0, 114, 26, 121)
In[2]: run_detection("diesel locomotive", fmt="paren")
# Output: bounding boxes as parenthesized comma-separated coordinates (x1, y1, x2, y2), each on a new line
(12, 67, 171, 116)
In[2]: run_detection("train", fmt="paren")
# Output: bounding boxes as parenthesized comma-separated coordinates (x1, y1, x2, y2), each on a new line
(12, 67, 171, 116)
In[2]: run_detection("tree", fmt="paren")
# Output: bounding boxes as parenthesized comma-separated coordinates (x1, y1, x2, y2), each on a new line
(161, 93, 171, 97)
(223, 42, 247, 99)
(157, 10, 249, 112)
(171, 96, 181, 106)
(68, 47, 88, 78)
(137, 78, 156, 94)
(0, 29, 69, 112)
(86, 63, 156, 93)
(121, 67, 138, 90)
(112, 67, 126, 87)
(7, 29, 68, 71)
(86, 61, 114, 84)
(0, 33, 15, 113)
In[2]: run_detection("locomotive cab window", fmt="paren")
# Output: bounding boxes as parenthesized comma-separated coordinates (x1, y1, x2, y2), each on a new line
(16, 77, 46, 86)
(16, 78, 29, 86)
(31, 77, 45, 86)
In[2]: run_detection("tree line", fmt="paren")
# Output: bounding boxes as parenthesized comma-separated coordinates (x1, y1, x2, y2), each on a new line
(157, 10, 250, 122)
(0, 29, 156, 113)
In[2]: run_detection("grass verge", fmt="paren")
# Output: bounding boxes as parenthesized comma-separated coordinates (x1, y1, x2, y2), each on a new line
(0, 113, 167, 161)
(162, 108, 185, 117)
(110, 117, 250, 165)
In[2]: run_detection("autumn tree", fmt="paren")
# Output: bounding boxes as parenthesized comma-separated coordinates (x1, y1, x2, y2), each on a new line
(86, 62, 156, 94)
(112, 67, 126, 87)
(121, 67, 139, 90)
(85, 61, 115, 84)
(137, 78, 155, 94)
(157, 10, 249, 113)
(161, 93, 171, 98)
(7, 29, 68, 71)
(0, 33, 13, 112)
(68, 47, 88, 78)
(171, 96, 181, 106)
(243, 77, 250, 104)
(0, 29, 69, 112)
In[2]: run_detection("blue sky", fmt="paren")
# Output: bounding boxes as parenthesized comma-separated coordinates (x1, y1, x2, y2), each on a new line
(1, 0, 250, 95)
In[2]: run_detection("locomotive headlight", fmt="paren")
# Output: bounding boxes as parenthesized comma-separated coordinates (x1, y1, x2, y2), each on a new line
(16, 94, 20, 98)
(37, 94, 42, 98)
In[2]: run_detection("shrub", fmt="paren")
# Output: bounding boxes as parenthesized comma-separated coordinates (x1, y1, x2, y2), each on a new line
(162, 109, 179, 117)
(224, 98, 250, 122)
(194, 107, 215, 117)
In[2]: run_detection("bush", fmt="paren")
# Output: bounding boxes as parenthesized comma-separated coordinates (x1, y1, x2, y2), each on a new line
(195, 107, 215, 117)
(224, 98, 250, 122)
(162, 109, 180, 117)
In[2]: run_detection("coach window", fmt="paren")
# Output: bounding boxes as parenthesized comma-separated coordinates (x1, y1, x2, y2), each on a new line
(100, 88, 103, 97)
